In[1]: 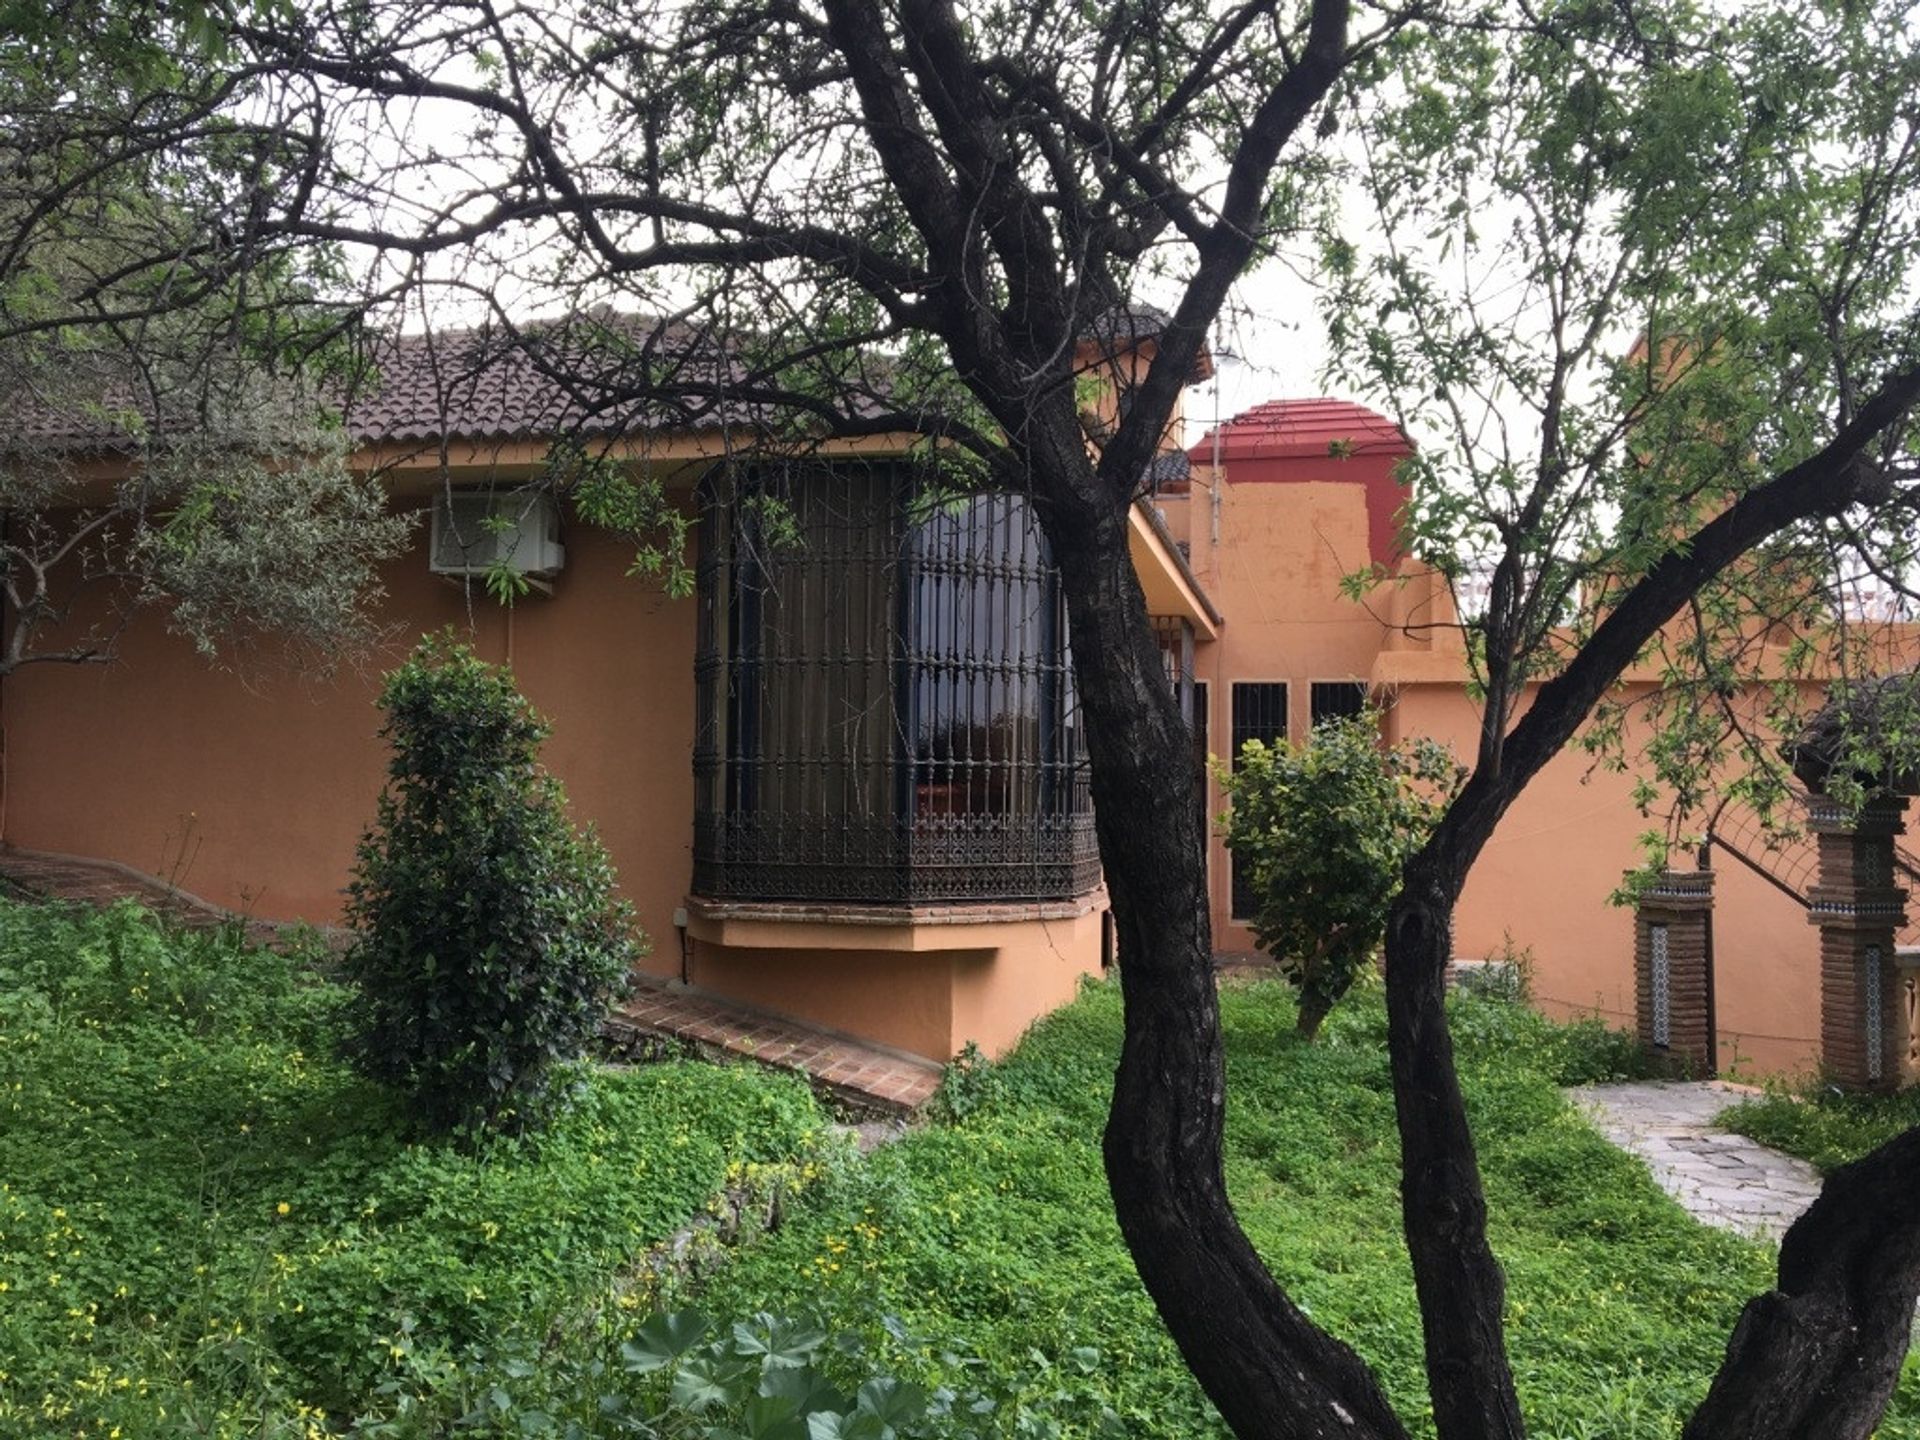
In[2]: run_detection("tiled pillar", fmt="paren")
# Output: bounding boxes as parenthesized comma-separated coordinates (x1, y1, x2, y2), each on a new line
(1807, 794, 1909, 1092)
(1633, 869, 1714, 1076)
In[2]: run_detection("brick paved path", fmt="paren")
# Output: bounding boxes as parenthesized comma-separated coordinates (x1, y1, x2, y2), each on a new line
(0, 845, 298, 942)
(607, 977, 943, 1117)
(1568, 1081, 1824, 1241)
(0, 844, 942, 1118)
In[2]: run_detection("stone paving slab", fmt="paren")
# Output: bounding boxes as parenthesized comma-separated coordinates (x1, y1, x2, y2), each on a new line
(1568, 1081, 1824, 1242)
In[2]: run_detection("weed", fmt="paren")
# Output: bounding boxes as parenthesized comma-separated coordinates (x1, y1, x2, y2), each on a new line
(0, 897, 824, 1434)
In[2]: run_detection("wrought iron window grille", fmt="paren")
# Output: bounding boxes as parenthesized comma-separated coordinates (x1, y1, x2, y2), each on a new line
(1310, 680, 1368, 729)
(692, 462, 1098, 905)
(1228, 680, 1289, 920)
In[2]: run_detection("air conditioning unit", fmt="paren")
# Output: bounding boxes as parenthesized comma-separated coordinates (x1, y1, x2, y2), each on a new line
(429, 491, 566, 589)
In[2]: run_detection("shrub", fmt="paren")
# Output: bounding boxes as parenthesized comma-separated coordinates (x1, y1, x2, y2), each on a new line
(1447, 986, 1654, 1087)
(1217, 713, 1462, 1038)
(928, 1041, 1003, 1124)
(0, 893, 828, 1432)
(342, 635, 643, 1134)
(1717, 1084, 1920, 1174)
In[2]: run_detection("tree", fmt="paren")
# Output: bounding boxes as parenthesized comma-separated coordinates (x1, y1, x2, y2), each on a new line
(1320, 6, 1920, 1436)
(0, 0, 408, 674)
(1219, 715, 1461, 1039)
(0, 346, 412, 673)
(8, 0, 1920, 1435)
(343, 635, 643, 1135)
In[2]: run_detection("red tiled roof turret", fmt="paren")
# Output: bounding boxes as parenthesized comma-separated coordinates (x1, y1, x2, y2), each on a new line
(1188, 397, 1410, 466)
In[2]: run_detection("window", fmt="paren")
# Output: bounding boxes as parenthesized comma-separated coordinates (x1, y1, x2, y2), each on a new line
(1230, 681, 1288, 758)
(693, 464, 1097, 905)
(1229, 681, 1288, 919)
(1310, 680, 1368, 729)
(1152, 616, 1193, 695)
(1191, 678, 1211, 845)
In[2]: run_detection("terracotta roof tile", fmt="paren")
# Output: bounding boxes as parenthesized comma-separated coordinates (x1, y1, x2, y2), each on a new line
(1189, 397, 1411, 465)
(1, 365, 202, 452)
(343, 315, 763, 445)
(5, 309, 1208, 453)
(3, 314, 843, 451)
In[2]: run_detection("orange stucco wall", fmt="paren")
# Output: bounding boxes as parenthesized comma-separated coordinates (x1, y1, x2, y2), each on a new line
(1172, 432, 1885, 1079)
(949, 903, 1106, 1056)
(1157, 461, 1397, 952)
(1, 513, 697, 983)
(1382, 682, 1825, 1075)
(685, 900, 1103, 1061)
(0, 498, 1106, 1063)
(688, 946, 962, 1061)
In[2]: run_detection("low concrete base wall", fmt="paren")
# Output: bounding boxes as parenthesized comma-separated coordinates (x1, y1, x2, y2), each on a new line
(684, 895, 1108, 1061)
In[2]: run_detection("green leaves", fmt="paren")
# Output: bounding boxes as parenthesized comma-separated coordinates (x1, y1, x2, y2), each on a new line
(1323, 0, 1920, 873)
(1217, 713, 1464, 1038)
(605, 1306, 927, 1440)
(854, 1376, 930, 1431)
(674, 1351, 758, 1412)
(734, 1314, 829, 1369)
(134, 425, 413, 667)
(552, 440, 696, 599)
(341, 636, 644, 1136)
(622, 1311, 715, 1373)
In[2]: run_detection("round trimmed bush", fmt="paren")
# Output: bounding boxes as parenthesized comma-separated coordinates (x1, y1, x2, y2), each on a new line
(1218, 712, 1461, 1039)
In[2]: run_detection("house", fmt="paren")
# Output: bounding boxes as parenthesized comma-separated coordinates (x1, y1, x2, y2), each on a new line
(0, 317, 1213, 1063)
(2, 317, 1909, 1075)
(1168, 402, 1920, 1082)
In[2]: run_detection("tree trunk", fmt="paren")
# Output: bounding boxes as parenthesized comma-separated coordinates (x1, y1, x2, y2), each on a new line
(1296, 988, 1335, 1041)
(1046, 495, 1410, 1440)
(1686, 1127, 1920, 1440)
(1383, 851, 1526, 1440)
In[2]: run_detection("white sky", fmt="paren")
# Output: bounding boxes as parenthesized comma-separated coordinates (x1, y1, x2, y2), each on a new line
(1189, 268, 1336, 445)
(322, 40, 1347, 452)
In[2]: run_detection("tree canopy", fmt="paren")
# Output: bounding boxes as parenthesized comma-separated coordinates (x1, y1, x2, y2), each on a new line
(1324, 0, 1920, 848)
(0, 0, 409, 672)
(4, 0, 1920, 1437)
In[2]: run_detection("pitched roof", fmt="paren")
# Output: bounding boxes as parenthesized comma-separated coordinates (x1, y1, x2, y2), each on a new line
(5, 309, 1213, 453)
(1140, 449, 1192, 493)
(1, 314, 855, 453)
(1081, 302, 1215, 383)
(1188, 397, 1410, 464)
(342, 315, 786, 446)
(1, 361, 205, 452)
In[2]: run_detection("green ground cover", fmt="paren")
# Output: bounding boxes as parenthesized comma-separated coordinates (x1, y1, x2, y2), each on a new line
(1718, 1084, 1920, 1174)
(0, 898, 827, 1437)
(7, 895, 1916, 1439)
(686, 981, 1920, 1440)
